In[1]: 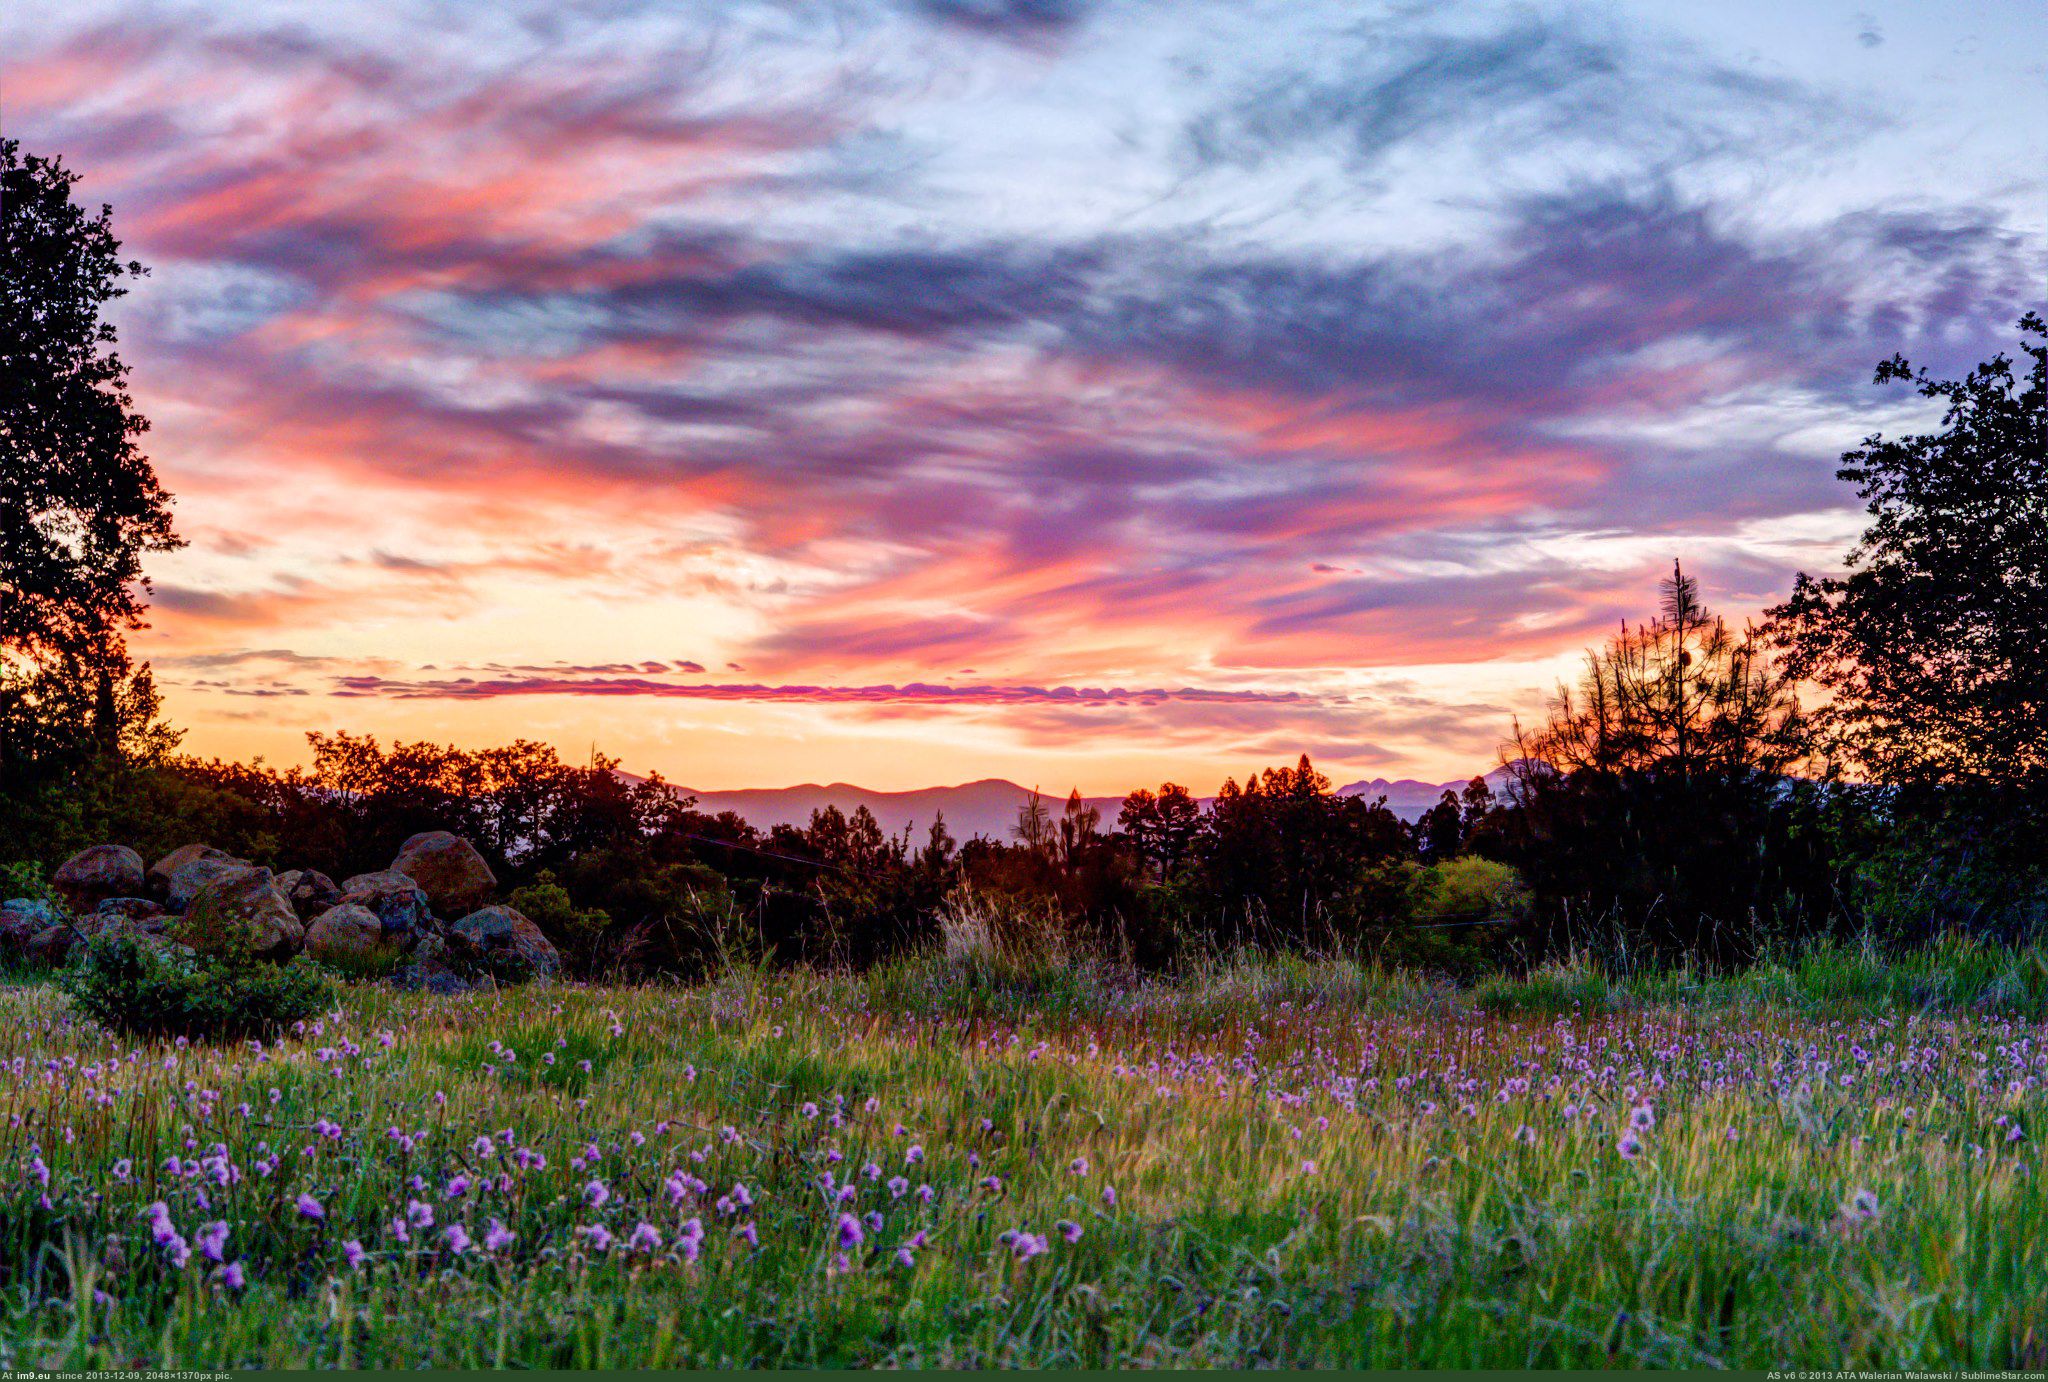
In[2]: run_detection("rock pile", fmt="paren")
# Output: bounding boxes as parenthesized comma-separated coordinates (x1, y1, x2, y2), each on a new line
(2, 833, 558, 992)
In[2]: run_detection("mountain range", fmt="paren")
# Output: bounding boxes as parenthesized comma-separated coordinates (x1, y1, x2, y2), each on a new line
(673, 772, 1502, 843)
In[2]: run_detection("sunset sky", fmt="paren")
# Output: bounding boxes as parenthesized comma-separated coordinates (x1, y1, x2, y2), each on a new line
(6, 1, 2043, 793)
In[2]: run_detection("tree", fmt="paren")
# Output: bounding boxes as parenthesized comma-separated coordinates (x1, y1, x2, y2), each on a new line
(2, 139, 180, 774)
(1504, 564, 1822, 964)
(1118, 782, 1203, 880)
(1771, 315, 2046, 803)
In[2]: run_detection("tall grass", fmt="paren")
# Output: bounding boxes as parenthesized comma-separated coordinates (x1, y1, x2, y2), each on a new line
(0, 949, 2041, 1369)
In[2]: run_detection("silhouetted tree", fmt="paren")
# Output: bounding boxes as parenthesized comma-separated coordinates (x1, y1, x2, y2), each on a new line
(1505, 564, 1822, 964)
(1771, 314, 2047, 909)
(1118, 782, 1203, 880)
(2, 139, 181, 778)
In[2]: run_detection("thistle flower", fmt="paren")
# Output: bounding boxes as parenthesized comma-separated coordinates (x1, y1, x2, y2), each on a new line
(221, 1261, 246, 1290)
(1057, 1219, 1083, 1244)
(442, 1224, 472, 1255)
(1618, 1133, 1644, 1161)
(1850, 1189, 1881, 1220)
(836, 1213, 864, 1250)
(197, 1220, 229, 1264)
(583, 1179, 610, 1209)
(296, 1193, 325, 1221)
(342, 1239, 367, 1268)
(628, 1222, 662, 1253)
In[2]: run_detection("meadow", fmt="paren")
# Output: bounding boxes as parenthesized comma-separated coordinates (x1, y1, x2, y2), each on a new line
(1, 945, 2042, 1370)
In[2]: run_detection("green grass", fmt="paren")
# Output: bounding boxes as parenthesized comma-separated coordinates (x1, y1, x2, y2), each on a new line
(0, 952, 2041, 1369)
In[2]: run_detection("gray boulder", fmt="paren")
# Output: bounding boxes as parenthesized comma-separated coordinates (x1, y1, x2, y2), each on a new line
(147, 844, 241, 898)
(304, 902, 405, 969)
(391, 832, 496, 916)
(275, 869, 343, 920)
(53, 845, 146, 913)
(179, 866, 304, 958)
(339, 871, 433, 939)
(26, 925, 79, 968)
(84, 897, 170, 941)
(1, 901, 57, 956)
(96, 895, 166, 921)
(389, 931, 475, 994)
(449, 904, 560, 982)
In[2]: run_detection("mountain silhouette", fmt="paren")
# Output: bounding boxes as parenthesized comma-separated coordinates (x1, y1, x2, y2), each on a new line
(668, 769, 1506, 842)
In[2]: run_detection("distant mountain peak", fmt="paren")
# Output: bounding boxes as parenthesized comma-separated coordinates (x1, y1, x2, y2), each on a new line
(666, 768, 1495, 840)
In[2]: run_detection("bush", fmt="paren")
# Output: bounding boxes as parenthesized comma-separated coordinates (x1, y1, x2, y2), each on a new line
(56, 934, 337, 1041)
(507, 869, 612, 968)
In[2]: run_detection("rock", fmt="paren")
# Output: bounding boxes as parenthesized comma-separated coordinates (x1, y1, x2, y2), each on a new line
(147, 844, 242, 898)
(3, 898, 61, 931)
(163, 857, 248, 914)
(391, 832, 496, 915)
(339, 871, 433, 940)
(276, 869, 343, 920)
(388, 931, 473, 993)
(53, 845, 146, 913)
(178, 866, 304, 959)
(83, 897, 170, 941)
(449, 904, 560, 982)
(304, 903, 403, 968)
(1, 902, 54, 953)
(26, 925, 78, 968)
(82, 911, 169, 943)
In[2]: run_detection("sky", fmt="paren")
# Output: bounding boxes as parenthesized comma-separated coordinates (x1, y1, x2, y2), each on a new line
(6, 0, 2043, 793)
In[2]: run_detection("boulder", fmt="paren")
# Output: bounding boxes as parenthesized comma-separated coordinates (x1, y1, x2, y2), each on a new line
(26, 925, 78, 968)
(449, 904, 560, 982)
(53, 845, 146, 913)
(82, 911, 170, 943)
(339, 871, 433, 939)
(389, 934, 474, 994)
(275, 869, 343, 920)
(1, 901, 55, 954)
(391, 832, 496, 915)
(163, 857, 248, 914)
(178, 866, 304, 959)
(3, 897, 61, 931)
(85, 897, 169, 940)
(304, 902, 403, 968)
(147, 844, 241, 898)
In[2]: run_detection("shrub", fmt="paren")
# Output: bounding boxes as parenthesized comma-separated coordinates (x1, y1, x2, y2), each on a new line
(56, 934, 337, 1041)
(1, 859, 58, 909)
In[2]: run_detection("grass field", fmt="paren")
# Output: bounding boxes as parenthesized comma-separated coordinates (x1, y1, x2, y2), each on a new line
(2, 946, 2043, 1369)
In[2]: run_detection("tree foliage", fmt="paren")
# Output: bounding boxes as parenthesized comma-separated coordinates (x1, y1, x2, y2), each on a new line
(1502, 564, 1828, 964)
(1, 138, 180, 775)
(1772, 315, 2047, 800)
